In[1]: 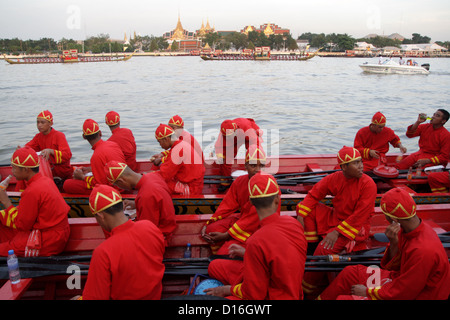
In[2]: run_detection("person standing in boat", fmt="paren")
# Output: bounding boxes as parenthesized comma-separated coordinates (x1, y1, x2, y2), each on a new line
(152, 123, 205, 195)
(81, 184, 165, 300)
(105, 111, 137, 171)
(318, 187, 450, 300)
(353, 111, 407, 171)
(103, 160, 176, 244)
(63, 119, 126, 194)
(167, 115, 204, 166)
(0, 147, 70, 257)
(296, 146, 377, 299)
(214, 118, 263, 190)
(396, 109, 450, 170)
(19, 110, 72, 189)
(205, 173, 307, 300)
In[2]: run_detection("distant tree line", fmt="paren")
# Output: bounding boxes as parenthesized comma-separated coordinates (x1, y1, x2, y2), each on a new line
(1, 32, 449, 54)
(298, 32, 450, 51)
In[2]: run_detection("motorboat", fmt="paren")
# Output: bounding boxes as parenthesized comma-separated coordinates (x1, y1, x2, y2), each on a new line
(360, 59, 430, 75)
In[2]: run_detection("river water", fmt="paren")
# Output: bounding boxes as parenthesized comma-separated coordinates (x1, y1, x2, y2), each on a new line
(1, 56, 450, 165)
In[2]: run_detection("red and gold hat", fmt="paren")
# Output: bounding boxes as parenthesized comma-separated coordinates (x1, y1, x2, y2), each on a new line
(104, 160, 128, 184)
(37, 110, 53, 124)
(380, 188, 417, 219)
(372, 112, 386, 126)
(248, 172, 279, 198)
(11, 147, 40, 168)
(155, 123, 174, 140)
(221, 120, 237, 136)
(337, 146, 362, 165)
(168, 115, 184, 127)
(89, 184, 123, 215)
(83, 119, 100, 136)
(105, 111, 120, 126)
(245, 145, 266, 163)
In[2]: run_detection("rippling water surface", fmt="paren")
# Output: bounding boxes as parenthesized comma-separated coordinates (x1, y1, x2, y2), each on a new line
(1, 56, 450, 164)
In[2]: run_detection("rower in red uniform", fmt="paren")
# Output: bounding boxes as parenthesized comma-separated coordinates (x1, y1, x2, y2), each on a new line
(0, 147, 70, 257)
(153, 123, 205, 195)
(214, 118, 263, 177)
(427, 170, 450, 193)
(205, 173, 307, 300)
(168, 115, 204, 166)
(354, 111, 406, 171)
(297, 146, 377, 298)
(318, 188, 450, 300)
(81, 184, 165, 300)
(397, 109, 450, 170)
(21, 110, 72, 188)
(201, 145, 267, 255)
(104, 160, 176, 244)
(63, 119, 125, 194)
(105, 111, 138, 171)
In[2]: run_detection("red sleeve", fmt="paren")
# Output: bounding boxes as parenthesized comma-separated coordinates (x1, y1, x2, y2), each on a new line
(0, 190, 40, 231)
(53, 131, 72, 164)
(25, 134, 41, 152)
(296, 175, 333, 218)
(406, 123, 423, 138)
(354, 128, 371, 160)
(82, 247, 112, 300)
(231, 240, 269, 300)
(368, 248, 435, 300)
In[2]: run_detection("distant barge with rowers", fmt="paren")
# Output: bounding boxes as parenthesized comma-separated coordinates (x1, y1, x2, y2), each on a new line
(3, 49, 133, 64)
(200, 46, 318, 61)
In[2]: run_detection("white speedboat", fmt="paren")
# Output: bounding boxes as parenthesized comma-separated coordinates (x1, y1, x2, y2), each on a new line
(360, 59, 430, 75)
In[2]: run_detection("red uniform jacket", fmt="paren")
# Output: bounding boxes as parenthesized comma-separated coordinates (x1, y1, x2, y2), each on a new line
(135, 172, 176, 240)
(82, 220, 165, 300)
(297, 172, 377, 243)
(159, 139, 205, 195)
(206, 174, 258, 243)
(89, 139, 126, 187)
(214, 118, 263, 176)
(26, 128, 73, 179)
(354, 126, 401, 171)
(368, 221, 450, 300)
(107, 127, 137, 171)
(178, 130, 204, 165)
(0, 173, 70, 256)
(231, 214, 307, 300)
(401, 123, 450, 168)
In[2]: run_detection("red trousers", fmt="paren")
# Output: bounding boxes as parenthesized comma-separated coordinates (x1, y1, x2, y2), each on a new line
(396, 151, 442, 170)
(302, 203, 368, 297)
(62, 179, 92, 195)
(208, 259, 244, 285)
(318, 265, 392, 300)
(0, 222, 70, 257)
(427, 171, 450, 193)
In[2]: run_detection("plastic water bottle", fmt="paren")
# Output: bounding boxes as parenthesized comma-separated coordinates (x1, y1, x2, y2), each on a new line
(0, 175, 12, 190)
(7, 250, 21, 284)
(326, 254, 351, 262)
(183, 243, 192, 258)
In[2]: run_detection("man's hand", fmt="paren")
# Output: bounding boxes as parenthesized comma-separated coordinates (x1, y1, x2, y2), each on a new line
(228, 244, 245, 258)
(204, 285, 231, 297)
(351, 284, 368, 297)
(369, 150, 380, 159)
(321, 230, 339, 250)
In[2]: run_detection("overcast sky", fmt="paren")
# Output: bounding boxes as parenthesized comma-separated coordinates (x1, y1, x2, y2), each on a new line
(1, 0, 449, 41)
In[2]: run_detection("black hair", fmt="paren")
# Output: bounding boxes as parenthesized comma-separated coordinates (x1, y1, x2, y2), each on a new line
(102, 201, 123, 216)
(250, 194, 277, 210)
(438, 109, 449, 123)
(83, 131, 101, 142)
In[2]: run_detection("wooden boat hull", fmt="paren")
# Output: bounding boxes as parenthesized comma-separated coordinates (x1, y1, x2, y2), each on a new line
(3, 54, 133, 64)
(200, 52, 317, 61)
(0, 202, 448, 300)
(1, 154, 448, 217)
